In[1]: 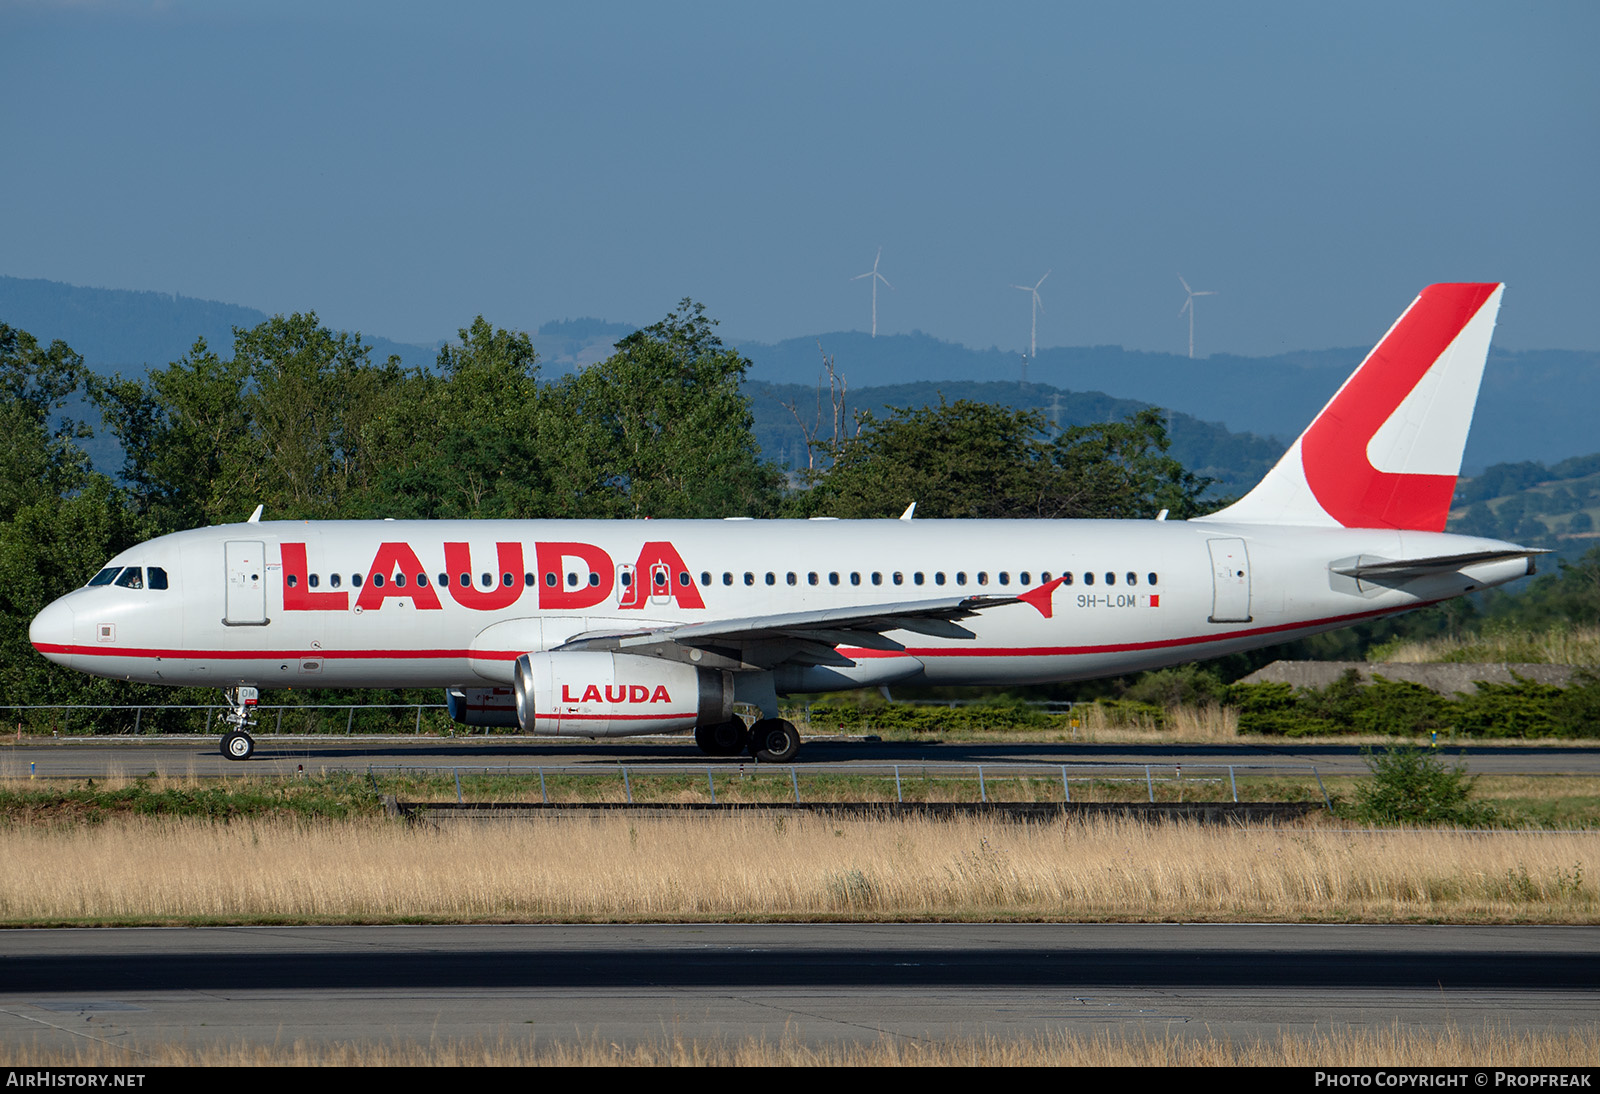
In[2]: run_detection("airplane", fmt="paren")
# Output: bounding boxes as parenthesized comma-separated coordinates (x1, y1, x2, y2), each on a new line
(28, 283, 1537, 763)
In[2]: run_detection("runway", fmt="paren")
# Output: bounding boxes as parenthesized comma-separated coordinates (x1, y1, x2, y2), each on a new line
(4, 735, 1596, 779)
(1, 924, 1594, 1053)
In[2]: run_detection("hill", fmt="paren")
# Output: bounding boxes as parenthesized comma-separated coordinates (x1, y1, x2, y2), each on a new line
(1449, 452, 1600, 559)
(740, 332, 1600, 471)
(7, 274, 1596, 477)
(746, 378, 1283, 497)
(0, 276, 437, 371)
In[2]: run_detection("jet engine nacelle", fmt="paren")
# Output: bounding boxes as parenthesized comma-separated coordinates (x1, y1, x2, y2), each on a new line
(444, 686, 519, 728)
(511, 651, 733, 738)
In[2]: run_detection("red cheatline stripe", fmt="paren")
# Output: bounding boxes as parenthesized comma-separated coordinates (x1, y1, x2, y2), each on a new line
(30, 600, 1438, 667)
(533, 712, 696, 722)
(838, 600, 1434, 659)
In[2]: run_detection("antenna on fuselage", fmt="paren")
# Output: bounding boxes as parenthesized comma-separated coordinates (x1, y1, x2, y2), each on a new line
(247, 505, 264, 524)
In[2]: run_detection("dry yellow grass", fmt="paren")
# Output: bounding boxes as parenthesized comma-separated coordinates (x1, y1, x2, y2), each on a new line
(4, 1023, 1596, 1066)
(1371, 625, 1600, 666)
(2, 813, 1594, 924)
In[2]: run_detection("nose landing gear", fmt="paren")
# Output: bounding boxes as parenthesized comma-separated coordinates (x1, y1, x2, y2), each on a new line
(219, 686, 259, 761)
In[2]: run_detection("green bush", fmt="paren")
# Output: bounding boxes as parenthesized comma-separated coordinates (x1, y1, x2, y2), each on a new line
(1346, 746, 1498, 827)
(1230, 669, 1593, 738)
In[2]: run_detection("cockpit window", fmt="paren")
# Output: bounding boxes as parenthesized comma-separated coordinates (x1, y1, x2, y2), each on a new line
(88, 567, 121, 587)
(113, 567, 144, 589)
(147, 566, 169, 590)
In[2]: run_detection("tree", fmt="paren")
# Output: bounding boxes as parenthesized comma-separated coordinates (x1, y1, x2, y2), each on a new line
(543, 300, 781, 518)
(349, 316, 549, 519)
(92, 337, 252, 531)
(797, 400, 1210, 520)
(0, 327, 151, 711)
(0, 324, 93, 521)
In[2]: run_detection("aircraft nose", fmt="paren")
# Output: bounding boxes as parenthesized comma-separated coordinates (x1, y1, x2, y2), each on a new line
(29, 598, 76, 669)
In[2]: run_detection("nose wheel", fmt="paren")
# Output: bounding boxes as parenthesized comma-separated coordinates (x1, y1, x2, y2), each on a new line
(220, 729, 255, 760)
(219, 685, 259, 762)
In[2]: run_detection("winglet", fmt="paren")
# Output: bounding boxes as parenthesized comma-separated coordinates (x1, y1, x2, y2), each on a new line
(899, 502, 916, 521)
(247, 504, 264, 524)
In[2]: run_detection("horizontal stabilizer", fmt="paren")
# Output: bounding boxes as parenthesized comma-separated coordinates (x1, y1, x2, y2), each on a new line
(1330, 548, 1545, 580)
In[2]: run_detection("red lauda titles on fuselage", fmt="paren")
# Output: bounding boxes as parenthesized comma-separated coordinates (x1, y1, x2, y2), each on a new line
(279, 540, 704, 612)
(561, 683, 674, 704)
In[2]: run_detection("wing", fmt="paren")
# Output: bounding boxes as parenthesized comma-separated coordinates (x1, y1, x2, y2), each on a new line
(554, 594, 1029, 671)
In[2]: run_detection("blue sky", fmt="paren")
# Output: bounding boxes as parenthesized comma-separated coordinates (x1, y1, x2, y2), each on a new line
(4, 1, 1596, 356)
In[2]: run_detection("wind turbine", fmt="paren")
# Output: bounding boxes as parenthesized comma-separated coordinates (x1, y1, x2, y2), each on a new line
(852, 247, 893, 337)
(1010, 270, 1050, 360)
(1178, 274, 1217, 358)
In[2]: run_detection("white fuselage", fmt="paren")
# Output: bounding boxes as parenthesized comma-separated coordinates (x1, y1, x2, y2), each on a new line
(29, 517, 1532, 699)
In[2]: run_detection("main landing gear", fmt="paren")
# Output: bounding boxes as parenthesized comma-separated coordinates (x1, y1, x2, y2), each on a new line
(694, 717, 802, 763)
(218, 685, 259, 761)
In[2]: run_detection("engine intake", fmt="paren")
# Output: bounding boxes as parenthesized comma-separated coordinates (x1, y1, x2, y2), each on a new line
(511, 651, 733, 738)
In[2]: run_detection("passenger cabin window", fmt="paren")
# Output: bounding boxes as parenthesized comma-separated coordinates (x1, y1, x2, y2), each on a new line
(935, 572, 945, 585)
(977, 572, 988, 585)
(872, 572, 883, 585)
(914, 572, 925, 585)
(956, 571, 967, 585)
(351, 574, 362, 587)
(1105, 572, 1115, 586)
(744, 572, 755, 586)
(285, 573, 298, 589)
(766, 572, 776, 585)
(829, 572, 840, 586)
(850, 572, 861, 585)
(893, 572, 903, 585)
(308, 573, 320, 588)
(372, 573, 385, 588)
(1060, 572, 1070, 585)
(1148, 572, 1159, 585)
(1084, 572, 1094, 586)
(808, 572, 819, 585)
(999, 572, 1010, 585)
(330, 573, 341, 588)
(1126, 572, 1137, 586)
